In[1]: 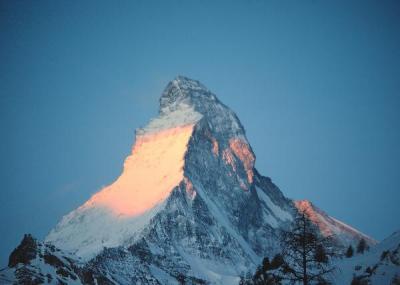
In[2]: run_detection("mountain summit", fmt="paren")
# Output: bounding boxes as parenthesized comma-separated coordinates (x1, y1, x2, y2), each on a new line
(46, 76, 260, 263)
(3, 77, 377, 284)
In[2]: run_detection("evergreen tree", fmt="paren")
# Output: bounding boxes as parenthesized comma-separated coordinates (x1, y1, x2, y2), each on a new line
(315, 244, 328, 263)
(279, 210, 336, 285)
(345, 245, 354, 258)
(252, 254, 283, 285)
(356, 239, 368, 254)
(391, 274, 400, 285)
(176, 273, 185, 285)
(270, 254, 284, 270)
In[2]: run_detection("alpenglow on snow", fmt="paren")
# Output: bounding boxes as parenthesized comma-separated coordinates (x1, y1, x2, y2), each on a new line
(6, 76, 375, 285)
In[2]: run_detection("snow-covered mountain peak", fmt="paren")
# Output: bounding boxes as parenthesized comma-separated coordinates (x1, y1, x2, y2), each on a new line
(159, 76, 212, 112)
(294, 200, 377, 246)
(45, 77, 257, 261)
(159, 76, 246, 139)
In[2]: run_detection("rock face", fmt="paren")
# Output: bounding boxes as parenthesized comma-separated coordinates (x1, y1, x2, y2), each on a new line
(1, 76, 377, 285)
(1, 235, 112, 285)
(8, 235, 38, 268)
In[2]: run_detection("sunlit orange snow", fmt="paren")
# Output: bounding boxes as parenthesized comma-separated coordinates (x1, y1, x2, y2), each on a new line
(86, 125, 195, 216)
(295, 200, 334, 236)
(295, 200, 376, 244)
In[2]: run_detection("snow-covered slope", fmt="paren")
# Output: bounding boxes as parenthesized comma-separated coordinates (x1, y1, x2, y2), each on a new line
(46, 109, 200, 259)
(0, 234, 104, 285)
(334, 230, 400, 284)
(295, 200, 376, 247)
(3, 76, 378, 285)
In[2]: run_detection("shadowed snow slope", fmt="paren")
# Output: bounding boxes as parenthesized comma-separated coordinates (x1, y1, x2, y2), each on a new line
(334, 230, 400, 284)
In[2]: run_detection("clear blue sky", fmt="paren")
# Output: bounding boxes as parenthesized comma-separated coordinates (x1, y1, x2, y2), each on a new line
(1, 0, 399, 266)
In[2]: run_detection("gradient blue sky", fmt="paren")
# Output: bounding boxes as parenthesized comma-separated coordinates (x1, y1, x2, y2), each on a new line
(1, 0, 399, 265)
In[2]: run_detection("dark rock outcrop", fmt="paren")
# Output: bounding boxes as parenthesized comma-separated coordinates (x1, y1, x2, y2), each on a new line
(8, 234, 37, 267)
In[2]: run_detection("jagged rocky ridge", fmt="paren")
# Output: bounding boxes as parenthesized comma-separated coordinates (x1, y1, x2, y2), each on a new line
(1, 76, 377, 285)
(294, 200, 376, 246)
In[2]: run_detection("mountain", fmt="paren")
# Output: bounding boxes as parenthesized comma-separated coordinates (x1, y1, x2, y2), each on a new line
(294, 200, 376, 247)
(1, 76, 377, 285)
